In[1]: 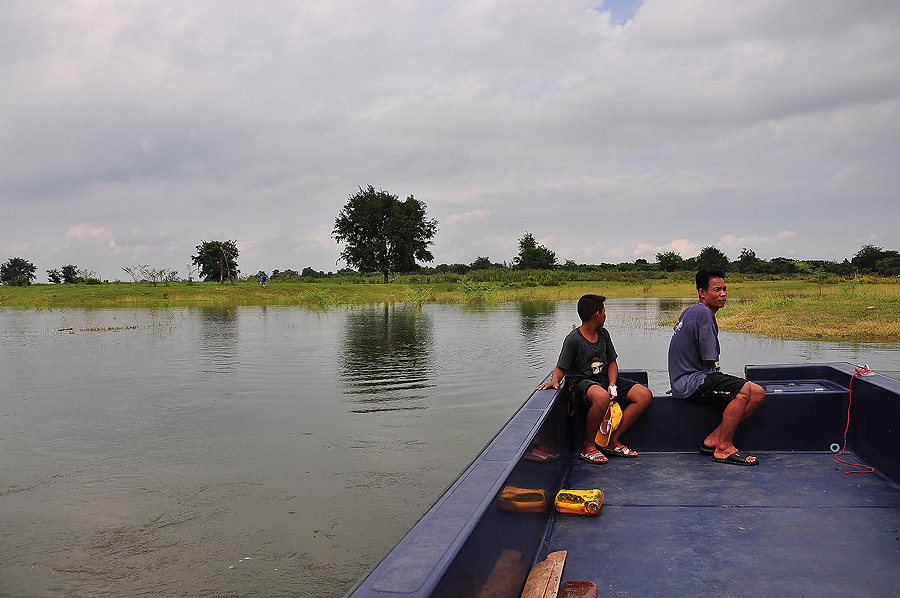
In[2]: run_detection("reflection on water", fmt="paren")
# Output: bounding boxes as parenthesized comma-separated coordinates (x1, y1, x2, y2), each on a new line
(518, 300, 557, 334)
(654, 298, 694, 325)
(339, 304, 435, 412)
(198, 307, 239, 373)
(517, 301, 561, 372)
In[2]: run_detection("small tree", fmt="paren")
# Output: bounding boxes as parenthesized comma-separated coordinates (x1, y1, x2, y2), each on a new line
(513, 232, 556, 270)
(47, 268, 62, 284)
(655, 251, 683, 272)
(1, 257, 37, 286)
(138, 266, 177, 286)
(735, 248, 761, 274)
(185, 262, 197, 285)
(192, 240, 240, 283)
(122, 265, 147, 283)
(470, 256, 497, 270)
(696, 246, 729, 272)
(333, 186, 438, 282)
(61, 264, 81, 284)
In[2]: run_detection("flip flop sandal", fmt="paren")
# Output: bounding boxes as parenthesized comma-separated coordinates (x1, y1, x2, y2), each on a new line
(699, 443, 716, 455)
(600, 443, 638, 458)
(578, 449, 609, 464)
(712, 450, 759, 466)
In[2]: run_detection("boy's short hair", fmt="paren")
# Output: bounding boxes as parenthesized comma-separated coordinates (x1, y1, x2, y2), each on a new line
(577, 294, 606, 322)
(696, 269, 726, 291)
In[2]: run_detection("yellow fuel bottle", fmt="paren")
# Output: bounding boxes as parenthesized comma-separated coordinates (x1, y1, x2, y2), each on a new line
(554, 489, 603, 515)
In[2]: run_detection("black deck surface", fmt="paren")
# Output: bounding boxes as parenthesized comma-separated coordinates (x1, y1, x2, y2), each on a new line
(550, 452, 900, 597)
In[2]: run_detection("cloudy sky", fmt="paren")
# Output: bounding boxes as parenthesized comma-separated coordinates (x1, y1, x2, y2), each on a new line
(2, 0, 899, 282)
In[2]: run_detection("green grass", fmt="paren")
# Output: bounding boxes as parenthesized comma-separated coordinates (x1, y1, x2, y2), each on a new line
(715, 280, 900, 341)
(3, 275, 899, 341)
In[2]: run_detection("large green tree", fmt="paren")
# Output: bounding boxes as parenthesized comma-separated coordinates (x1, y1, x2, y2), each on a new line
(1, 257, 37, 286)
(192, 240, 240, 283)
(513, 232, 556, 270)
(333, 186, 438, 282)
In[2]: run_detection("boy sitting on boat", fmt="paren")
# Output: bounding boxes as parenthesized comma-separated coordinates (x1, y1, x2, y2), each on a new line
(537, 294, 652, 463)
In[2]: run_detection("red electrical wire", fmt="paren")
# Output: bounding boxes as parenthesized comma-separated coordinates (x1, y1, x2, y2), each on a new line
(833, 367, 875, 475)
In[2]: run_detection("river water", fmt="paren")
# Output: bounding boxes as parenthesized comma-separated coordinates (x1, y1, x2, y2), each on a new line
(1, 300, 898, 597)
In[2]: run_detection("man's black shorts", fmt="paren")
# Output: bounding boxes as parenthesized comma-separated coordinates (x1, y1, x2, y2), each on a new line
(684, 372, 748, 409)
(570, 376, 642, 408)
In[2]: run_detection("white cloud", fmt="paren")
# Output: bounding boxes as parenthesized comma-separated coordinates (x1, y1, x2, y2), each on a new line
(446, 209, 492, 223)
(717, 232, 797, 256)
(63, 223, 114, 248)
(659, 240, 700, 259)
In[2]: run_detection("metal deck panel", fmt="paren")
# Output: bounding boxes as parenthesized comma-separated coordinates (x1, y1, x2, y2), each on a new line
(550, 453, 900, 597)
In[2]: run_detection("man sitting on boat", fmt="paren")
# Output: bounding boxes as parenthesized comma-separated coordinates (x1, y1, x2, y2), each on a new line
(537, 294, 652, 463)
(668, 269, 766, 466)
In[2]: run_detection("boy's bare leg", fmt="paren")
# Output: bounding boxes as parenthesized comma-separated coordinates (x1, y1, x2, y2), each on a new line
(609, 385, 652, 447)
(583, 386, 611, 454)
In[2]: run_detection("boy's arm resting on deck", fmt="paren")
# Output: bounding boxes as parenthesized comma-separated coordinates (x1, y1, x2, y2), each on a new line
(537, 366, 566, 390)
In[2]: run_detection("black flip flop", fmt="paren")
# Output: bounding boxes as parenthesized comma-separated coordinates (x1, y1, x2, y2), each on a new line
(712, 450, 758, 466)
(699, 443, 716, 455)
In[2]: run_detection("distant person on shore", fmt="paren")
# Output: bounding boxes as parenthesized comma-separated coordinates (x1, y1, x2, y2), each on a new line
(537, 294, 652, 464)
(260, 274, 267, 287)
(667, 269, 765, 466)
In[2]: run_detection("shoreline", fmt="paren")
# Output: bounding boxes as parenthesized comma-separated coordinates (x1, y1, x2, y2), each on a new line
(2, 278, 899, 342)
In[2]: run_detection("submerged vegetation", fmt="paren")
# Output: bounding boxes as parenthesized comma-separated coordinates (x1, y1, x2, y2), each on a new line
(1, 271, 899, 341)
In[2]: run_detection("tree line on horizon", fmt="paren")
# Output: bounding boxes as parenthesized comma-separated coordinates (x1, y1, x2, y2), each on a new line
(4, 239, 897, 287)
(2, 185, 899, 286)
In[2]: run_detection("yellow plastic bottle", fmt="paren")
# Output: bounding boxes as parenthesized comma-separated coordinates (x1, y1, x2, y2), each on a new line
(554, 489, 603, 515)
(595, 401, 622, 448)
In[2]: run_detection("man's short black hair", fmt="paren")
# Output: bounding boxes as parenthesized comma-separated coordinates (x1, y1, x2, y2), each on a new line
(577, 294, 606, 322)
(696, 269, 726, 291)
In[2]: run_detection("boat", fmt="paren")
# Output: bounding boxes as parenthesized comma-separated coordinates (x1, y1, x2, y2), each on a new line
(345, 363, 900, 597)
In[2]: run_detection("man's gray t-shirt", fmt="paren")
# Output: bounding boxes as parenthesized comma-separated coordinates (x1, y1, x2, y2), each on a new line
(557, 327, 618, 387)
(667, 302, 719, 398)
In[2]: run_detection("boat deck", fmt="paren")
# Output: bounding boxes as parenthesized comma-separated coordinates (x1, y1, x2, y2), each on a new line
(346, 365, 900, 598)
(552, 451, 900, 597)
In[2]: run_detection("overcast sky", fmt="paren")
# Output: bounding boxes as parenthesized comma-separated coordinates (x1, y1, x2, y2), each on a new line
(3, 0, 899, 282)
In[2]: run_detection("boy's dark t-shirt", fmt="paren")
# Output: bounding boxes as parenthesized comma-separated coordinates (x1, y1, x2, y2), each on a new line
(557, 327, 618, 387)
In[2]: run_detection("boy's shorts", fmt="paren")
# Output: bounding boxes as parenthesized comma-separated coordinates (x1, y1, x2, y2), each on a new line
(570, 376, 642, 408)
(684, 372, 748, 409)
